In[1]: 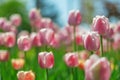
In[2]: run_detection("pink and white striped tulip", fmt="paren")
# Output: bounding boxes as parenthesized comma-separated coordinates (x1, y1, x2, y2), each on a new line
(4, 32, 16, 47)
(85, 54, 111, 80)
(64, 52, 79, 67)
(0, 50, 9, 62)
(38, 52, 54, 69)
(83, 32, 100, 51)
(68, 10, 82, 26)
(17, 35, 31, 51)
(92, 16, 109, 36)
(10, 14, 21, 27)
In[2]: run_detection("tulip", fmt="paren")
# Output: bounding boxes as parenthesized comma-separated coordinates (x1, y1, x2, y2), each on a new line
(17, 35, 31, 51)
(76, 34, 83, 45)
(0, 17, 6, 29)
(0, 50, 9, 62)
(83, 32, 100, 51)
(92, 16, 109, 36)
(17, 70, 35, 80)
(79, 50, 89, 60)
(30, 32, 42, 47)
(11, 58, 25, 70)
(0, 33, 4, 45)
(64, 52, 79, 67)
(68, 10, 82, 26)
(29, 8, 40, 21)
(84, 54, 111, 80)
(10, 14, 21, 27)
(4, 32, 16, 48)
(2, 21, 12, 31)
(38, 28, 54, 45)
(38, 52, 54, 69)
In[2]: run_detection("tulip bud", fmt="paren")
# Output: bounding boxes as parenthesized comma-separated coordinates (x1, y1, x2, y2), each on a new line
(10, 14, 21, 27)
(38, 52, 54, 69)
(0, 17, 6, 29)
(92, 16, 109, 36)
(17, 70, 35, 80)
(30, 32, 42, 47)
(4, 32, 16, 48)
(0, 33, 5, 45)
(83, 32, 100, 51)
(68, 10, 82, 26)
(64, 52, 79, 67)
(17, 35, 31, 51)
(38, 28, 54, 45)
(12, 58, 25, 70)
(0, 50, 9, 62)
(85, 54, 111, 80)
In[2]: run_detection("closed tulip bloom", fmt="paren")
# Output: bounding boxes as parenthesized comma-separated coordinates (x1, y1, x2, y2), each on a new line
(10, 14, 21, 27)
(68, 10, 82, 26)
(84, 32, 100, 51)
(12, 58, 25, 70)
(0, 17, 6, 29)
(104, 27, 114, 40)
(30, 32, 42, 47)
(85, 54, 111, 80)
(17, 70, 35, 80)
(29, 8, 40, 21)
(17, 35, 31, 51)
(0, 50, 9, 62)
(38, 52, 54, 69)
(64, 52, 79, 67)
(0, 33, 4, 45)
(39, 28, 54, 45)
(4, 32, 16, 47)
(92, 16, 109, 35)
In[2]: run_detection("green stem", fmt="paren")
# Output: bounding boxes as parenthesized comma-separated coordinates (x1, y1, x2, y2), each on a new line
(70, 68, 74, 80)
(45, 69, 49, 80)
(73, 26, 76, 51)
(100, 35, 103, 56)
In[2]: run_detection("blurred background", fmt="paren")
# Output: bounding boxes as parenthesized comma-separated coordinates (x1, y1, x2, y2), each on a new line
(0, 0, 120, 28)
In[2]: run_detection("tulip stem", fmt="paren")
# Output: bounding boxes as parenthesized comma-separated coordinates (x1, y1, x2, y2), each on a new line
(100, 35, 103, 56)
(45, 69, 49, 80)
(70, 68, 74, 80)
(73, 26, 76, 51)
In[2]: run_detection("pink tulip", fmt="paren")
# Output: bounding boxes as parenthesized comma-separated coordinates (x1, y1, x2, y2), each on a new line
(17, 70, 35, 80)
(79, 50, 89, 60)
(84, 32, 100, 51)
(29, 8, 40, 21)
(38, 28, 54, 45)
(10, 14, 21, 27)
(64, 52, 79, 67)
(76, 34, 83, 45)
(0, 17, 6, 29)
(17, 35, 31, 51)
(30, 32, 42, 47)
(0, 50, 9, 62)
(0, 33, 4, 45)
(68, 10, 82, 26)
(2, 21, 12, 31)
(85, 54, 111, 80)
(50, 34, 60, 48)
(38, 52, 54, 69)
(4, 32, 16, 47)
(92, 16, 109, 36)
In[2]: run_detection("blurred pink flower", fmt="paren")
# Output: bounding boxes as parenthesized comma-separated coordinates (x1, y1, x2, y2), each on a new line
(4, 32, 16, 48)
(38, 52, 54, 69)
(0, 17, 6, 29)
(85, 54, 111, 80)
(92, 16, 109, 36)
(83, 32, 100, 51)
(64, 52, 79, 67)
(0, 50, 9, 62)
(10, 14, 21, 27)
(17, 35, 31, 51)
(68, 10, 82, 26)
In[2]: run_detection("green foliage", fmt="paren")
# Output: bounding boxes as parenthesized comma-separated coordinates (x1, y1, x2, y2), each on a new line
(0, 0, 31, 32)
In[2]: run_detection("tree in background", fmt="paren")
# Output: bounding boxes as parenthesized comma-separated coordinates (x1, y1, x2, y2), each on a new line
(0, 0, 31, 32)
